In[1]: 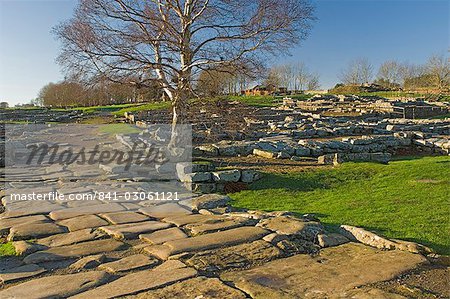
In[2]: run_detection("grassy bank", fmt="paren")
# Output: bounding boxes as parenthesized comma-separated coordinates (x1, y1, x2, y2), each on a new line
(229, 156, 450, 254)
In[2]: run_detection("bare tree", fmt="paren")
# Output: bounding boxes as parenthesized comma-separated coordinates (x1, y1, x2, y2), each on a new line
(292, 62, 310, 91)
(55, 0, 315, 146)
(426, 54, 450, 90)
(377, 60, 403, 88)
(340, 58, 373, 85)
(264, 67, 283, 87)
(306, 73, 320, 90)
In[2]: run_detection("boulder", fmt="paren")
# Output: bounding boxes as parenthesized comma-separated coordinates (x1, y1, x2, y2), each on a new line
(317, 233, 349, 248)
(253, 149, 276, 159)
(257, 216, 323, 240)
(212, 170, 241, 182)
(240, 170, 262, 183)
(339, 225, 432, 254)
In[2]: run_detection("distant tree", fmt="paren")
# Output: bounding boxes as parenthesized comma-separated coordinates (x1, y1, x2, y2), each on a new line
(264, 68, 283, 88)
(37, 79, 159, 107)
(197, 63, 257, 96)
(55, 0, 316, 146)
(399, 63, 426, 89)
(293, 62, 312, 91)
(197, 68, 232, 97)
(340, 58, 373, 84)
(38, 81, 86, 107)
(268, 62, 320, 91)
(30, 98, 44, 107)
(306, 74, 320, 90)
(377, 60, 403, 88)
(426, 54, 450, 90)
(373, 78, 401, 90)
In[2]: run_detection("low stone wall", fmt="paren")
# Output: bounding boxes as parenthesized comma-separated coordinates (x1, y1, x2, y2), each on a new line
(176, 162, 262, 194)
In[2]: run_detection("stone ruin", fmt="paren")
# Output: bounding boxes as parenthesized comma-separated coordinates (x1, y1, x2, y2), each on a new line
(0, 103, 448, 298)
(283, 94, 449, 119)
(0, 108, 84, 123)
(125, 95, 450, 189)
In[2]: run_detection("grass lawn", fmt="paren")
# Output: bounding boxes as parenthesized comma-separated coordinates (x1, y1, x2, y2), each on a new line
(69, 103, 143, 114)
(98, 123, 142, 134)
(111, 102, 171, 116)
(229, 156, 450, 254)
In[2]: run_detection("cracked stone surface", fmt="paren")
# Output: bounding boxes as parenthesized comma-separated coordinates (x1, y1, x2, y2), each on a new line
(98, 254, 159, 273)
(0, 125, 437, 298)
(220, 243, 427, 298)
(0, 271, 110, 299)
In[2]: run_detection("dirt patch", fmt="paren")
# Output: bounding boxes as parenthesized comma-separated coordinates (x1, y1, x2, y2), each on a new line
(371, 264, 450, 298)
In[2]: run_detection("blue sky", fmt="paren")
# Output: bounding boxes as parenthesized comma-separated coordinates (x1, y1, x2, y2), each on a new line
(0, 0, 448, 105)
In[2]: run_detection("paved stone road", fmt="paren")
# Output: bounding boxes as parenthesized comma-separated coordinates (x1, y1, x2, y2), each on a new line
(0, 126, 430, 298)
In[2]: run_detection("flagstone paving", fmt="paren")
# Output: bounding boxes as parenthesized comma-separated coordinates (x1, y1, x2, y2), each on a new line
(0, 126, 438, 298)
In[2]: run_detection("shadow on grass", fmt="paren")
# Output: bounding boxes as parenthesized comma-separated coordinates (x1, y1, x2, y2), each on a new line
(249, 168, 375, 192)
(249, 173, 329, 192)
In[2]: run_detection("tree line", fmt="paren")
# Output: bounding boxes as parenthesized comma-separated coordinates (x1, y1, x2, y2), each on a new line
(339, 54, 449, 91)
(37, 78, 162, 107)
(264, 63, 320, 91)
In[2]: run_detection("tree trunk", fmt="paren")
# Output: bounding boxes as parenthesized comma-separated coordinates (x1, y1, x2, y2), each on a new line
(168, 88, 188, 149)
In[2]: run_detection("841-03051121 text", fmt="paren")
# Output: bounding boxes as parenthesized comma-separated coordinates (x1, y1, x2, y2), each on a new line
(8, 191, 179, 202)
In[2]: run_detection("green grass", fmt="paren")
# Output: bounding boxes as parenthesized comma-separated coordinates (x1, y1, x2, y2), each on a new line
(111, 102, 171, 116)
(0, 242, 16, 256)
(70, 103, 143, 114)
(229, 156, 450, 254)
(225, 94, 312, 107)
(98, 123, 141, 134)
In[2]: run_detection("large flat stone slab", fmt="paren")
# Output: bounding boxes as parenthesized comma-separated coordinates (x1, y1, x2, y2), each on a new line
(58, 215, 109, 231)
(184, 240, 283, 272)
(185, 218, 249, 235)
(8, 222, 68, 241)
(221, 243, 427, 298)
(0, 264, 46, 284)
(184, 194, 231, 210)
(134, 277, 247, 299)
(99, 211, 149, 224)
(2, 201, 65, 218)
(0, 215, 49, 234)
(12, 241, 47, 255)
(71, 263, 197, 298)
(0, 271, 109, 299)
(49, 203, 125, 220)
(23, 239, 125, 264)
(36, 228, 102, 247)
(164, 226, 269, 255)
(99, 221, 171, 239)
(139, 203, 192, 219)
(256, 216, 323, 240)
(70, 254, 106, 270)
(140, 227, 187, 245)
(98, 254, 158, 273)
(163, 214, 225, 227)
